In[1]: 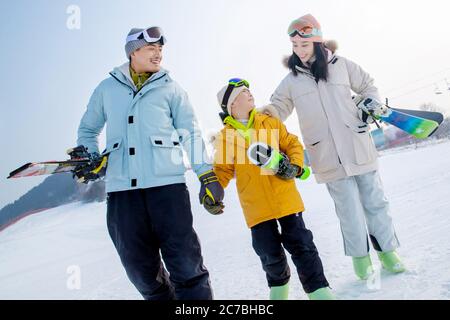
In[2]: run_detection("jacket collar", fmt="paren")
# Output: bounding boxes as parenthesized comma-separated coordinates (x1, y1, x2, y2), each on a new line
(223, 109, 257, 131)
(223, 109, 267, 143)
(110, 62, 169, 91)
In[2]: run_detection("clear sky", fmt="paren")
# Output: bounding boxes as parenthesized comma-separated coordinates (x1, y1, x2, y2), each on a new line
(1, 0, 450, 208)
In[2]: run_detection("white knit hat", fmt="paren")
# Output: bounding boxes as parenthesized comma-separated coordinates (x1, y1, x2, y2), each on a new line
(216, 85, 247, 115)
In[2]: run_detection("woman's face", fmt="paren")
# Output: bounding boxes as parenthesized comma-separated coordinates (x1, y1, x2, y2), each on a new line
(290, 35, 314, 64)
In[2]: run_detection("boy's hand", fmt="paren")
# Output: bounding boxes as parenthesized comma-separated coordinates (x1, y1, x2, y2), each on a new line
(276, 153, 301, 180)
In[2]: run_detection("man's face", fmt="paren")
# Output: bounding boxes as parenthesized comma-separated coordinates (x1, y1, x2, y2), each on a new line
(131, 43, 163, 73)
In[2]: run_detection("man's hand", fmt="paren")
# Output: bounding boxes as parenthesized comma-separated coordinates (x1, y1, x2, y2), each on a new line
(203, 196, 225, 215)
(67, 145, 107, 184)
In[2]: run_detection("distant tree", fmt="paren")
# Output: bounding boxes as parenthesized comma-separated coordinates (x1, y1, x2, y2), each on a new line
(433, 117, 450, 139)
(419, 102, 446, 114)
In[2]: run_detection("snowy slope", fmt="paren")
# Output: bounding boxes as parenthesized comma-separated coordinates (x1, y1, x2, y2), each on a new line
(1, 141, 450, 300)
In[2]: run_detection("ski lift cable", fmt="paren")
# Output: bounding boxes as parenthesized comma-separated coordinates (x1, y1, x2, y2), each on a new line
(389, 79, 449, 100)
(384, 67, 450, 94)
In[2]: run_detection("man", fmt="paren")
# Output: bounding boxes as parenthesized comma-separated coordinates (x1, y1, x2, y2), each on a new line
(74, 26, 224, 300)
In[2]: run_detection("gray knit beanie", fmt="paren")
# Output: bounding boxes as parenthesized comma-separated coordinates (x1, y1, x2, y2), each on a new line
(125, 28, 165, 59)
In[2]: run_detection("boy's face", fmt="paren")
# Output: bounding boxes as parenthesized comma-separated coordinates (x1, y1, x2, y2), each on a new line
(231, 89, 255, 117)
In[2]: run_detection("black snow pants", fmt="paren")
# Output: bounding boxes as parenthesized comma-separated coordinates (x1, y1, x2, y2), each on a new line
(106, 183, 212, 300)
(251, 213, 329, 294)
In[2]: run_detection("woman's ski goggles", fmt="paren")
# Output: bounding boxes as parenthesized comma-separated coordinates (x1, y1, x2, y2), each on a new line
(221, 78, 250, 113)
(126, 26, 166, 44)
(287, 21, 322, 38)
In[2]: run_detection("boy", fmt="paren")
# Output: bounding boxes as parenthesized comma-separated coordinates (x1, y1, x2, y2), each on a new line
(210, 78, 335, 300)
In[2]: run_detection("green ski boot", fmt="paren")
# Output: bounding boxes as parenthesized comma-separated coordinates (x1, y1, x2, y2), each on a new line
(307, 287, 336, 300)
(352, 255, 375, 280)
(377, 251, 406, 274)
(270, 283, 289, 300)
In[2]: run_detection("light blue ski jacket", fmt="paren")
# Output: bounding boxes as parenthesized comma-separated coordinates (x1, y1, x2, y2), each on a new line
(77, 62, 212, 193)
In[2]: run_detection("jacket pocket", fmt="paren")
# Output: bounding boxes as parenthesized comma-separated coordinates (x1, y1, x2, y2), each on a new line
(105, 138, 123, 154)
(104, 138, 125, 181)
(236, 171, 258, 209)
(345, 124, 378, 165)
(149, 135, 186, 176)
(236, 171, 252, 194)
(306, 135, 340, 174)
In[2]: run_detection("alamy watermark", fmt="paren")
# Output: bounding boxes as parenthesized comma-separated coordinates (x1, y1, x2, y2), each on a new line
(66, 5, 81, 30)
(66, 265, 81, 290)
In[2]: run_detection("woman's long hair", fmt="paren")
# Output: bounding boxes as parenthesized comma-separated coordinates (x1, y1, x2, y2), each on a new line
(287, 42, 329, 82)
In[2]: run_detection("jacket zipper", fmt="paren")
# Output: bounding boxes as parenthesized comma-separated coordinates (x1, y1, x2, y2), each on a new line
(133, 74, 167, 97)
(311, 75, 343, 168)
(109, 72, 167, 97)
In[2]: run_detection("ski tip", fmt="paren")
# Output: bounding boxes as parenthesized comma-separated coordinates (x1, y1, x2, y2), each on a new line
(7, 163, 33, 179)
(413, 121, 440, 139)
(428, 126, 440, 138)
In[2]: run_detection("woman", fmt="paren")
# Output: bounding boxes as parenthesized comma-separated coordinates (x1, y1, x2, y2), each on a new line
(260, 14, 405, 280)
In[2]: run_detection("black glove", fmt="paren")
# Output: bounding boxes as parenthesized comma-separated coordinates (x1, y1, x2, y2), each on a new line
(67, 145, 107, 184)
(203, 196, 225, 215)
(276, 153, 301, 180)
(198, 170, 225, 215)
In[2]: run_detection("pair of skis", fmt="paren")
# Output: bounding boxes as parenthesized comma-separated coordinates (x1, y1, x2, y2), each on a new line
(7, 148, 109, 180)
(7, 159, 92, 179)
(366, 102, 443, 139)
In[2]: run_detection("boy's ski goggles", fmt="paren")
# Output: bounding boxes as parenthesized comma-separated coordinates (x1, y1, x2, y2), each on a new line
(228, 78, 250, 88)
(287, 21, 322, 38)
(126, 27, 166, 44)
(221, 78, 250, 113)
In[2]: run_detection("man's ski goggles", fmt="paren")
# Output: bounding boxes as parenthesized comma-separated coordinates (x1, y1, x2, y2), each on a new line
(287, 21, 322, 38)
(221, 78, 250, 113)
(126, 26, 166, 44)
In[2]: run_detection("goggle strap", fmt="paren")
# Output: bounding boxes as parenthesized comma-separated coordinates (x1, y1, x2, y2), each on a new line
(289, 27, 322, 38)
(126, 29, 164, 44)
(221, 84, 235, 113)
(126, 33, 141, 43)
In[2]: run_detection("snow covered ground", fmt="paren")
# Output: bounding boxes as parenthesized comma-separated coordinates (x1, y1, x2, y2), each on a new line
(1, 141, 450, 300)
